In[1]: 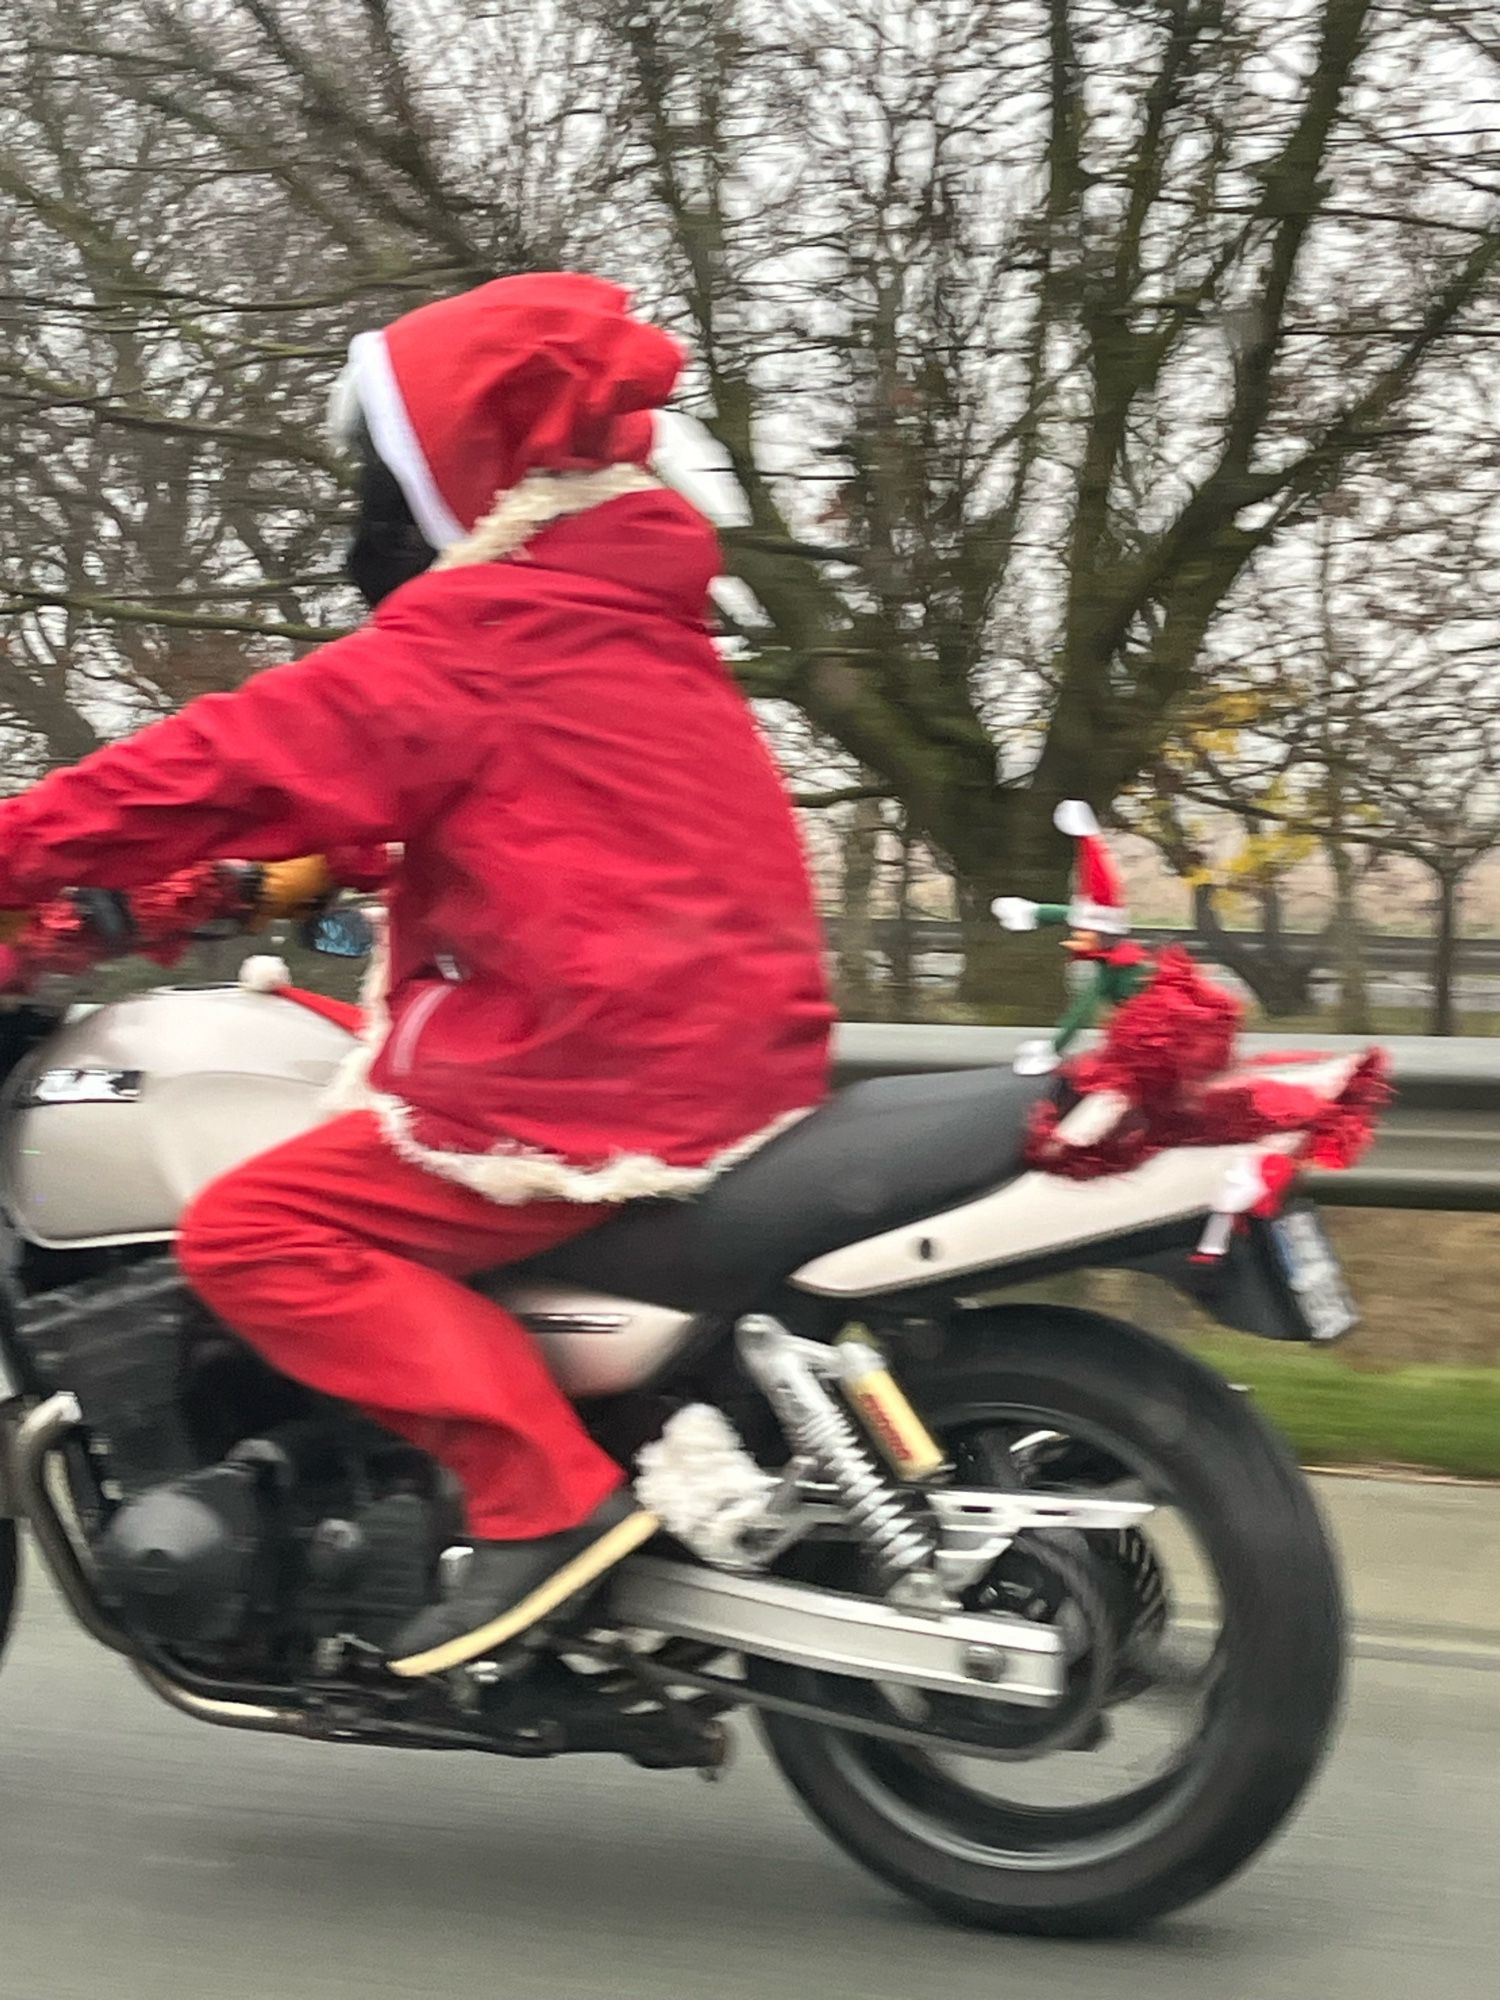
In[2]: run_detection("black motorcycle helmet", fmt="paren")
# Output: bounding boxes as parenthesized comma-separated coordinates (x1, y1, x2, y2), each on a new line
(341, 410, 437, 610)
(326, 360, 436, 610)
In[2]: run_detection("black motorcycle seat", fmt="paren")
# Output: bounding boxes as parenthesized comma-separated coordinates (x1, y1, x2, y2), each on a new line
(498, 1066, 1054, 1316)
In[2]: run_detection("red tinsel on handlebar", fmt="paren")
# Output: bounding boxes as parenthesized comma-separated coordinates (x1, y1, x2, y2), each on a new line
(1025, 948, 1391, 1180)
(0, 862, 262, 989)
(0, 845, 392, 996)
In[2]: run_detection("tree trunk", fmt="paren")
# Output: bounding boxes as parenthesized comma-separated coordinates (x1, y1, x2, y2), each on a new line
(836, 798, 883, 1019)
(1191, 884, 1318, 1018)
(1256, 880, 1320, 1017)
(1430, 867, 1461, 1037)
(958, 899, 1064, 1022)
(885, 827, 917, 1022)
(953, 795, 1069, 1022)
(1326, 840, 1372, 1034)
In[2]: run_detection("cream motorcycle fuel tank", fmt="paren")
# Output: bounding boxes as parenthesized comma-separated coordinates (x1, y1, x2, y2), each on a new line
(0, 986, 355, 1248)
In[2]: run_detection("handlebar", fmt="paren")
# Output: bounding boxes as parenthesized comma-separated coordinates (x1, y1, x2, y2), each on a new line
(0, 851, 382, 996)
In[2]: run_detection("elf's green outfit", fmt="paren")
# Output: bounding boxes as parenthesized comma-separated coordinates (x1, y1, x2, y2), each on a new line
(992, 801, 1151, 1070)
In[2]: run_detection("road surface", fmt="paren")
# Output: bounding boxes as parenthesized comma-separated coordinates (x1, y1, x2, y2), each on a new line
(0, 1569, 1496, 2000)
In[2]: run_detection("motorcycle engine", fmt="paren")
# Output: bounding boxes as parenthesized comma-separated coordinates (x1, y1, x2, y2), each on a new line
(15, 1258, 451, 1660)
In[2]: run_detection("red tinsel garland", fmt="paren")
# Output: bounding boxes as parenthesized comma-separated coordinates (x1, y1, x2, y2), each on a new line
(132, 864, 261, 962)
(1025, 948, 1390, 1181)
(0, 863, 258, 988)
(0, 852, 386, 993)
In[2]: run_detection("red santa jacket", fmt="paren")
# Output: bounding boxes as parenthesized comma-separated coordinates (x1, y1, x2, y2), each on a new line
(0, 490, 833, 1201)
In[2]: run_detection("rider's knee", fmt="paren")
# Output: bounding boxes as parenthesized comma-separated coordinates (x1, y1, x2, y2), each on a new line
(177, 1166, 282, 1304)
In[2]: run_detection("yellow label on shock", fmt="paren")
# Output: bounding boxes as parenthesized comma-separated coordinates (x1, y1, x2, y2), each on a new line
(838, 1339, 949, 1483)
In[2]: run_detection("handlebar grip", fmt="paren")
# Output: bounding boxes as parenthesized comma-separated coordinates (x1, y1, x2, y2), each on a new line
(74, 888, 136, 950)
(250, 855, 337, 927)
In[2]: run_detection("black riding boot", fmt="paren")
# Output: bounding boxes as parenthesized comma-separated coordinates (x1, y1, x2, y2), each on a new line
(386, 1489, 657, 1678)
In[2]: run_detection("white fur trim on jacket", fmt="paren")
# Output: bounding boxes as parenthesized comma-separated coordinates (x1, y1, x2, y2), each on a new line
(369, 1092, 811, 1206)
(433, 463, 660, 572)
(323, 929, 811, 1205)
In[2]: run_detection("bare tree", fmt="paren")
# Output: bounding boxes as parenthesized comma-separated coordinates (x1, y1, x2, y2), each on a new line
(0, 0, 637, 770)
(1145, 431, 1500, 1034)
(597, 0, 1500, 1004)
(0, 0, 1496, 1026)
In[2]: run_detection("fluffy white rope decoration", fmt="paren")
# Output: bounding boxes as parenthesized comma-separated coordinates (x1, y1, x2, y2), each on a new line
(634, 1406, 778, 1568)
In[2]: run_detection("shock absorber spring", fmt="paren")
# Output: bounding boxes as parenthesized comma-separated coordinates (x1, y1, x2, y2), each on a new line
(736, 1317, 937, 1586)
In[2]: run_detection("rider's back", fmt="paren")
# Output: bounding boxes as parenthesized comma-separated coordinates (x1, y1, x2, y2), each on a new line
(360, 486, 834, 1185)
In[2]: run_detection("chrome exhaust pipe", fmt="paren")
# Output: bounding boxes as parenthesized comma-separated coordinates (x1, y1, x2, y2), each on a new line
(131, 1659, 321, 1738)
(10, 1393, 133, 1656)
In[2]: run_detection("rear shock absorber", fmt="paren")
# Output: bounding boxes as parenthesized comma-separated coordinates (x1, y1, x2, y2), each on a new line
(736, 1316, 939, 1593)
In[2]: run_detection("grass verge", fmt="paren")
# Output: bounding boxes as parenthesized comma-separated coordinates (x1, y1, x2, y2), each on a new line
(1181, 1332, 1500, 1481)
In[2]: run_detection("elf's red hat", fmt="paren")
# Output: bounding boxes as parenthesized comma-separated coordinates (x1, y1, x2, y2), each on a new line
(1056, 801, 1129, 933)
(334, 274, 684, 549)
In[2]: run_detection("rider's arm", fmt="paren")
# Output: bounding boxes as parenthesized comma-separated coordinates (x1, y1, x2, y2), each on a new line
(0, 614, 464, 908)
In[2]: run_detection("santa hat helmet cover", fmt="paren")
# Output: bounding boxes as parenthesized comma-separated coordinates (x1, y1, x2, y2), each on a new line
(330, 273, 686, 551)
(1055, 800, 1129, 934)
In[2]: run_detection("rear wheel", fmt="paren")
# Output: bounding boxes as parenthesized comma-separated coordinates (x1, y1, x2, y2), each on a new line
(756, 1306, 1344, 1936)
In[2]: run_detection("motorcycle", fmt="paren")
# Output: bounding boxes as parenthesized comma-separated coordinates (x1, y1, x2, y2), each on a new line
(0, 912, 1372, 1937)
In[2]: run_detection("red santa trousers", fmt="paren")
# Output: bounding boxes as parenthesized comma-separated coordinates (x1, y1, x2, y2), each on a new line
(177, 1111, 625, 1540)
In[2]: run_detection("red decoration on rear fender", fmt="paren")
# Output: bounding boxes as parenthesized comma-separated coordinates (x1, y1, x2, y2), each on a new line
(1025, 951, 1390, 1180)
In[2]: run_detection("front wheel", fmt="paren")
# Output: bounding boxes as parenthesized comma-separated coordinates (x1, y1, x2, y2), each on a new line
(0, 1519, 19, 1671)
(757, 1306, 1344, 1936)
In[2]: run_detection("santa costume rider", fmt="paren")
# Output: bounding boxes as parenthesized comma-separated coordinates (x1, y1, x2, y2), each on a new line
(0, 274, 834, 1677)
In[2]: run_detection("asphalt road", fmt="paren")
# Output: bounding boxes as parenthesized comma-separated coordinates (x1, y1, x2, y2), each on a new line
(0, 1569, 1496, 2000)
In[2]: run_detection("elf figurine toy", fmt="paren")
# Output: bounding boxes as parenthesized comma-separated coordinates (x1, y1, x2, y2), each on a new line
(992, 800, 1151, 1074)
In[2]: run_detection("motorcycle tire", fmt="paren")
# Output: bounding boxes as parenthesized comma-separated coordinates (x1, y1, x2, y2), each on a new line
(756, 1304, 1344, 1937)
(0, 1519, 19, 1672)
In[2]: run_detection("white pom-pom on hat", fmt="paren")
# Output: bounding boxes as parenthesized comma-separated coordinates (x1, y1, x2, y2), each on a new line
(992, 896, 1041, 932)
(1053, 799, 1101, 838)
(239, 955, 291, 993)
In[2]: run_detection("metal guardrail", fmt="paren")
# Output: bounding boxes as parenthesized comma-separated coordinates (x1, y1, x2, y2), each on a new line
(834, 1024, 1500, 1212)
(825, 918, 1492, 977)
